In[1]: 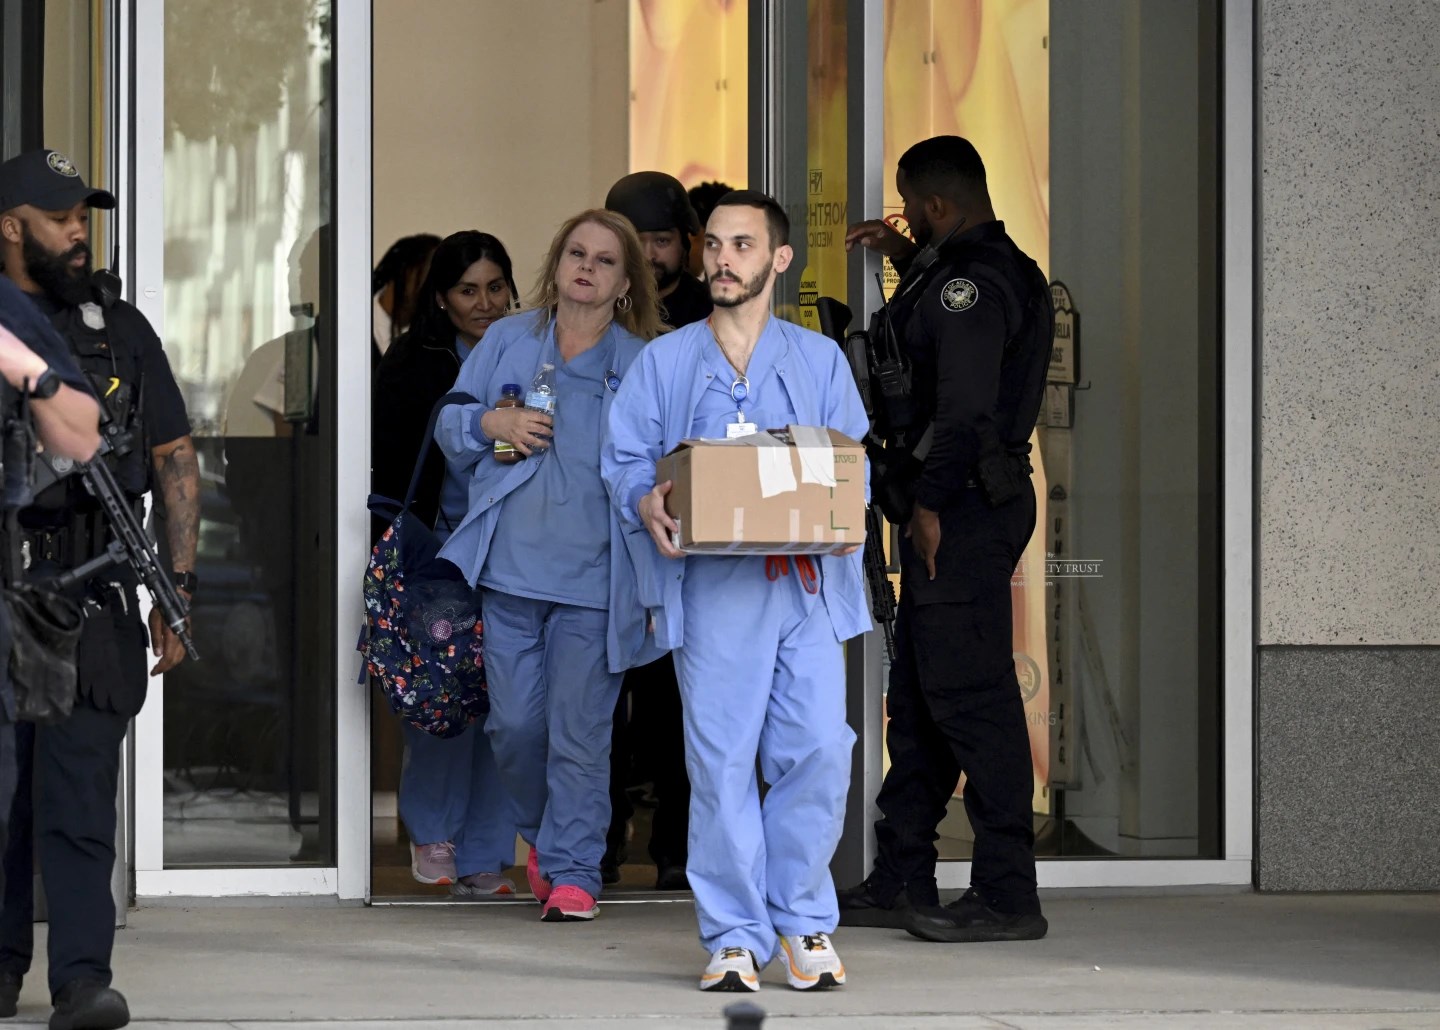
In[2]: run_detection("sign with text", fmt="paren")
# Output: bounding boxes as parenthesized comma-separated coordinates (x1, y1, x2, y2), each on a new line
(1048, 280, 1079, 385)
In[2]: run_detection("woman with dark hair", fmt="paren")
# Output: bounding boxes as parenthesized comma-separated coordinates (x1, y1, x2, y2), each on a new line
(372, 233, 441, 366)
(373, 231, 519, 536)
(434, 209, 664, 921)
(371, 230, 521, 895)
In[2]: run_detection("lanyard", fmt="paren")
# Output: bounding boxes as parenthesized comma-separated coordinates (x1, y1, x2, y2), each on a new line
(710, 316, 753, 423)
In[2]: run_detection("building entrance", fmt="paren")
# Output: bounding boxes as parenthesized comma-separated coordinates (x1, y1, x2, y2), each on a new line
(364, 0, 1238, 903)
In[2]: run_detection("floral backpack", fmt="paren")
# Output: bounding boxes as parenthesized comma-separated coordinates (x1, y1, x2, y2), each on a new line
(358, 392, 487, 738)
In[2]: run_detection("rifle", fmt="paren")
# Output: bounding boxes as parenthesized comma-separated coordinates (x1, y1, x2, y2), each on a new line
(46, 448, 199, 661)
(816, 297, 897, 662)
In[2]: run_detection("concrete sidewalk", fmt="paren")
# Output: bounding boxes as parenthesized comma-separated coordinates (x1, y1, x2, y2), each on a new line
(5, 892, 1438, 1027)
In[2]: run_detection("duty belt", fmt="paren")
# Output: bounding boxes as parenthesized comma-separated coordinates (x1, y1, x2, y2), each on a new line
(21, 499, 147, 571)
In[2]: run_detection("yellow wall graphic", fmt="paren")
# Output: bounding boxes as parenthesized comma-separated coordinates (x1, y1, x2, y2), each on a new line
(629, 0, 748, 192)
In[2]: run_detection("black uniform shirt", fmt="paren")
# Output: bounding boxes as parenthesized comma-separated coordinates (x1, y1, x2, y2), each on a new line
(15, 292, 190, 527)
(892, 221, 1052, 514)
(34, 294, 191, 454)
(660, 271, 713, 330)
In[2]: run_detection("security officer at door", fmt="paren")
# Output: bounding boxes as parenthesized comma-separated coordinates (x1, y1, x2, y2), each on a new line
(837, 136, 1053, 943)
(0, 149, 200, 1029)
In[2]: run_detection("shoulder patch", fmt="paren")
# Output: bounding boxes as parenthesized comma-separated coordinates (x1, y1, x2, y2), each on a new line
(940, 277, 978, 312)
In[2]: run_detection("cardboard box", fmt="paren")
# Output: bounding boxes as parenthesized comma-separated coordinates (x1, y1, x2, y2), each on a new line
(656, 425, 865, 554)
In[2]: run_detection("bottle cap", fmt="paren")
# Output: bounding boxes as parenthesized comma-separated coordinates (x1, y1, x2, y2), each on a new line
(502, 383, 521, 394)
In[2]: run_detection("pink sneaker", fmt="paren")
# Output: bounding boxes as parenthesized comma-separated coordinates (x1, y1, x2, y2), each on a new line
(526, 846, 552, 903)
(541, 884, 598, 922)
(410, 841, 457, 886)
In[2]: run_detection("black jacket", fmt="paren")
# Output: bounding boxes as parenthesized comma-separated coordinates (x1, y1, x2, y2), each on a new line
(661, 272, 713, 330)
(371, 329, 464, 541)
(890, 221, 1053, 605)
(892, 220, 1052, 513)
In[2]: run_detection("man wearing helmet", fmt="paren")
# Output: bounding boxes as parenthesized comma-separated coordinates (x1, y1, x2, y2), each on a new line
(605, 171, 713, 330)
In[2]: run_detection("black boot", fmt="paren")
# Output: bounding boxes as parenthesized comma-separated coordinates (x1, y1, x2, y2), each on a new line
(837, 874, 917, 929)
(49, 979, 129, 1030)
(600, 841, 626, 886)
(654, 862, 689, 891)
(904, 888, 1048, 943)
(0, 970, 20, 1018)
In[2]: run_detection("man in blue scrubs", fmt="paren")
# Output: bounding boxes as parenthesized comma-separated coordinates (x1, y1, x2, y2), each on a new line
(603, 191, 870, 993)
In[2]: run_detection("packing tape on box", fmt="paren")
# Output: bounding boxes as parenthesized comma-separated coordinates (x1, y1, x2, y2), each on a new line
(790, 424, 837, 487)
(752, 433, 797, 498)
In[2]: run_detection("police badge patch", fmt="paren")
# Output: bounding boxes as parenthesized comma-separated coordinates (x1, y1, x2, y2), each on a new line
(940, 277, 978, 312)
(46, 152, 79, 177)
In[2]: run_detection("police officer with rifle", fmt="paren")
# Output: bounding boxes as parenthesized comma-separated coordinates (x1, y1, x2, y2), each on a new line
(0, 149, 199, 1029)
(834, 136, 1053, 944)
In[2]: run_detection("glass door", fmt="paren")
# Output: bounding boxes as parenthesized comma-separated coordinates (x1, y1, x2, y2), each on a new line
(128, 0, 371, 898)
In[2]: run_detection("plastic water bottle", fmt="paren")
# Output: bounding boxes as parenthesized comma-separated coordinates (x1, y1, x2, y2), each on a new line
(526, 363, 557, 418)
(492, 384, 523, 464)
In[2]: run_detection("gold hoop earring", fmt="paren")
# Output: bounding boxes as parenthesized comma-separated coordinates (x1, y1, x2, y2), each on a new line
(615, 294, 633, 313)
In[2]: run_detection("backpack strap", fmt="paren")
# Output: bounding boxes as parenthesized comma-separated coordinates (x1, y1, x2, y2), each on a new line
(401, 390, 478, 512)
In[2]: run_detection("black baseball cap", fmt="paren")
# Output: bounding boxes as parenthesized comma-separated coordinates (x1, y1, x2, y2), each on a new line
(0, 149, 116, 213)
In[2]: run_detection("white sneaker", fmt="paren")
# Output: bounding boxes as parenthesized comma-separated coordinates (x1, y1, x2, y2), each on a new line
(778, 933, 846, 990)
(699, 946, 760, 992)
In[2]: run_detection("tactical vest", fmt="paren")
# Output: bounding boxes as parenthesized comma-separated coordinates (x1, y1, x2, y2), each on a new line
(32, 301, 149, 510)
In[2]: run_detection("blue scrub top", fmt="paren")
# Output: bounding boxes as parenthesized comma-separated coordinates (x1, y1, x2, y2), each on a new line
(691, 320, 797, 439)
(435, 336, 476, 541)
(479, 326, 619, 608)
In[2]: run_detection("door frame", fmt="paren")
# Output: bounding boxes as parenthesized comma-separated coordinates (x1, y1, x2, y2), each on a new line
(126, 0, 372, 900)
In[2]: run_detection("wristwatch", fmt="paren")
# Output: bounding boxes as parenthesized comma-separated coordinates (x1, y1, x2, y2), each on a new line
(28, 368, 60, 400)
(172, 570, 198, 594)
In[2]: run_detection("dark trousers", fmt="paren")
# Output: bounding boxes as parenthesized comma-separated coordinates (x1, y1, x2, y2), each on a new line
(872, 500, 1039, 914)
(605, 653, 690, 867)
(0, 705, 128, 995)
(0, 719, 15, 898)
(0, 591, 142, 997)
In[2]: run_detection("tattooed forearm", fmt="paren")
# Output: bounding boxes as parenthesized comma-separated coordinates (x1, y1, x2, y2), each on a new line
(152, 436, 201, 572)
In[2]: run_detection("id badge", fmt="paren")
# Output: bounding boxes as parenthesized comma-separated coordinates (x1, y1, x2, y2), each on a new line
(726, 421, 758, 439)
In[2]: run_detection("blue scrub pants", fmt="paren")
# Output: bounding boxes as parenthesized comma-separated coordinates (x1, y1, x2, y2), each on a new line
(398, 720, 518, 876)
(481, 590, 623, 899)
(674, 556, 855, 963)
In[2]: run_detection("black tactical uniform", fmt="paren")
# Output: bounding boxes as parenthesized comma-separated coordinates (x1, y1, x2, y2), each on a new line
(842, 220, 1053, 937)
(0, 276, 95, 902)
(0, 290, 191, 997)
(659, 269, 713, 330)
